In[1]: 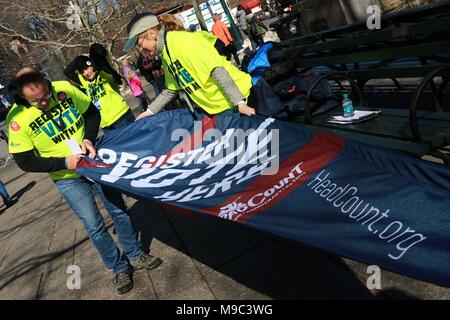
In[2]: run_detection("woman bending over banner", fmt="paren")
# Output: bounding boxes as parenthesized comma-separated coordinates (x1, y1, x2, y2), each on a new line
(123, 13, 256, 118)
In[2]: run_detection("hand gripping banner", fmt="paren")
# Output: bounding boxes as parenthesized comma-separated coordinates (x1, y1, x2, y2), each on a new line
(77, 109, 450, 287)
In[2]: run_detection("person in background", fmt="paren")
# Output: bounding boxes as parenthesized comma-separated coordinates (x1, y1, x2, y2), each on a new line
(0, 180, 13, 207)
(66, 48, 137, 241)
(188, 24, 198, 32)
(136, 54, 165, 99)
(89, 43, 123, 86)
(121, 59, 151, 112)
(0, 120, 9, 144)
(123, 13, 255, 118)
(248, 12, 268, 49)
(212, 14, 240, 66)
(64, 46, 134, 132)
(235, 5, 249, 39)
(0, 94, 11, 109)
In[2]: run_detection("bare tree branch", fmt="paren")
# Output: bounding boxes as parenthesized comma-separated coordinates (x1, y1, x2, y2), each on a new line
(0, 23, 88, 49)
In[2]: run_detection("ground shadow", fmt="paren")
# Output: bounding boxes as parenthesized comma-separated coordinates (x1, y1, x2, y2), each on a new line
(127, 199, 160, 254)
(0, 235, 91, 292)
(127, 198, 382, 300)
(0, 190, 417, 299)
(0, 181, 36, 215)
(377, 289, 419, 300)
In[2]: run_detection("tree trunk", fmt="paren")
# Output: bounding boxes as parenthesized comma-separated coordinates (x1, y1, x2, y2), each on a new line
(192, 0, 208, 31)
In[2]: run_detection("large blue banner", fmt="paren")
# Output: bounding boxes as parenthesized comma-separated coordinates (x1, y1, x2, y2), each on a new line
(77, 109, 450, 288)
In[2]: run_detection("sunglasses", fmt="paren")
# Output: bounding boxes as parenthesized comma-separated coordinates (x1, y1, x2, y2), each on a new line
(25, 89, 52, 107)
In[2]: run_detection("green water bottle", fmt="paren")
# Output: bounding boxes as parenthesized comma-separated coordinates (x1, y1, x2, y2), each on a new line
(342, 93, 354, 118)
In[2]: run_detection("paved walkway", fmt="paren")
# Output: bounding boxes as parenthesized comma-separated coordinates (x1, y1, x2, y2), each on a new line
(0, 85, 449, 300)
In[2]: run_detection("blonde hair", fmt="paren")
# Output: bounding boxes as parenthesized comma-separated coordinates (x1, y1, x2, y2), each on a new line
(127, 70, 135, 79)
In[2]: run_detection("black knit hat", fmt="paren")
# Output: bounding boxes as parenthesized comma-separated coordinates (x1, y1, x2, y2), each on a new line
(72, 55, 95, 73)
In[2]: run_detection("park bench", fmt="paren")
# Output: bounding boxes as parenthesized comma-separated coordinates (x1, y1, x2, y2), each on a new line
(270, 0, 450, 43)
(266, 1, 450, 165)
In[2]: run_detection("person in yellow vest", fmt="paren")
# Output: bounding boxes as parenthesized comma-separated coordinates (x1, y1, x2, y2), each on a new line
(64, 54, 139, 239)
(64, 53, 135, 132)
(6, 67, 162, 295)
(123, 13, 256, 119)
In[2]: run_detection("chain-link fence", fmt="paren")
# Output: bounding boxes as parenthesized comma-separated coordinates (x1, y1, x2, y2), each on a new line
(0, 121, 12, 168)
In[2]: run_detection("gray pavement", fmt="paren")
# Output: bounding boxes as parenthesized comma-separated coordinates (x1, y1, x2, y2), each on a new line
(0, 84, 449, 300)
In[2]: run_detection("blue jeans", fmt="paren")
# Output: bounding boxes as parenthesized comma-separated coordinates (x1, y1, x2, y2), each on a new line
(55, 177, 144, 274)
(152, 78, 164, 99)
(0, 180, 11, 205)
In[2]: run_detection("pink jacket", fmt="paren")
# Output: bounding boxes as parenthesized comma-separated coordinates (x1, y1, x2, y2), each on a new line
(129, 75, 144, 96)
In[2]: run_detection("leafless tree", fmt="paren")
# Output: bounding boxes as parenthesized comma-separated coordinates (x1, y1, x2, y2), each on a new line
(0, 0, 180, 78)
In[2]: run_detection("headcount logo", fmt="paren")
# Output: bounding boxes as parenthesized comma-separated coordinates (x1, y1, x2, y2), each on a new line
(307, 170, 428, 261)
(97, 118, 280, 203)
(218, 161, 306, 221)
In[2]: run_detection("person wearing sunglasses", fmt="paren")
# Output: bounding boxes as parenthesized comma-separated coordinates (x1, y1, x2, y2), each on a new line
(6, 67, 162, 295)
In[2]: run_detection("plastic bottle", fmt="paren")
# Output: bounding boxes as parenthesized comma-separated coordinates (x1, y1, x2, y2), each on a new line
(342, 93, 354, 118)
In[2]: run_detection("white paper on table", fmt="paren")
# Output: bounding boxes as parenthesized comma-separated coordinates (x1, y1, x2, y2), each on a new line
(327, 110, 381, 124)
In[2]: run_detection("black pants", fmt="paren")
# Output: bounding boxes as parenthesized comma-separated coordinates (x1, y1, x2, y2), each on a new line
(240, 28, 254, 51)
(254, 35, 265, 48)
(136, 92, 151, 113)
(224, 43, 240, 65)
(247, 86, 259, 111)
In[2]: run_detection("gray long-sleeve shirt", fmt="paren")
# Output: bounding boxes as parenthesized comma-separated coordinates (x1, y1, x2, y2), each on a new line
(235, 9, 248, 30)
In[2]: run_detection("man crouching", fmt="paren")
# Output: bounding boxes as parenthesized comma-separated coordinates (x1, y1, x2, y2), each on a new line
(7, 67, 162, 295)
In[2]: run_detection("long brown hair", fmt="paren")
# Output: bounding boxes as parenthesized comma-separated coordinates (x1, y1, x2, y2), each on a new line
(158, 14, 185, 31)
(140, 14, 185, 44)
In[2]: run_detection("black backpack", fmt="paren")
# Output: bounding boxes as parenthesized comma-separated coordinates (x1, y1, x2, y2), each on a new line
(240, 48, 257, 73)
(252, 73, 339, 120)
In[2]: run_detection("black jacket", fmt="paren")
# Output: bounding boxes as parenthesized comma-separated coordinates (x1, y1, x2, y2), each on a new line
(136, 54, 163, 83)
(64, 43, 122, 87)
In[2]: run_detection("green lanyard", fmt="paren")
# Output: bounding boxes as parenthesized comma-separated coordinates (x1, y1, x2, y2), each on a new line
(164, 31, 197, 120)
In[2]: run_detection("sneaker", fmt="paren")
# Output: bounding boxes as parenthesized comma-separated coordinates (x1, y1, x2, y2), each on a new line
(113, 270, 133, 295)
(131, 254, 162, 271)
(5, 199, 16, 208)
